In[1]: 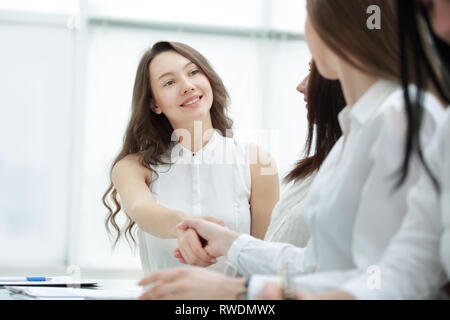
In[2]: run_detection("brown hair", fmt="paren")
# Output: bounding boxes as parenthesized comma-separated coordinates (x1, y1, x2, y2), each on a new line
(397, 0, 450, 190)
(306, 0, 400, 81)
(284, 61, 346, 183)
(102, 41, 233, 247)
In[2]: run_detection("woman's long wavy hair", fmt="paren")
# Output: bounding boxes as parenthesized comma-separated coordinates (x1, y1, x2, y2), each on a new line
(284, 61, 346, 183)
(102, 41, 233, 247)
(397, 0, 450, 191)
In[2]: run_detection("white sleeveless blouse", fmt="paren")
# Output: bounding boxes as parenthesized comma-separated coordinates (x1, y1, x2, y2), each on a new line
(264, 173, 316, 248)
(137, 131, 252, 274)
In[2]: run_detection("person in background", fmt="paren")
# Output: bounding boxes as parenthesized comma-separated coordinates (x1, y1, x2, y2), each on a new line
(137, 0, 446, 300)
(263, 60, 345, 247)
(102, 41, 279, 277)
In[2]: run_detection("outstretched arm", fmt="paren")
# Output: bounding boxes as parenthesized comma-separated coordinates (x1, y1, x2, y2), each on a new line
(112, 154, 220, 266)
(112, 154, 189, 238)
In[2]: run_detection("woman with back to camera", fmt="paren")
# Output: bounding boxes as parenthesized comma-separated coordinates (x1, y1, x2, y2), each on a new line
(257, 0, 450, 300)
(137, 0, 447, 300)
(102, 41, 279, 275)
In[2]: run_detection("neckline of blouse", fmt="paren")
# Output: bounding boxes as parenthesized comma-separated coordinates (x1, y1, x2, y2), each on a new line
(175, 129, 220, 157)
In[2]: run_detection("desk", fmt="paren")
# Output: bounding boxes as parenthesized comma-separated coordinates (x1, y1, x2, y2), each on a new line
(0, 279, 142, 300)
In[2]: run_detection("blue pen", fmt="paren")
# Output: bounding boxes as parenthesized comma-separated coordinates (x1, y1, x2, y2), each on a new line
(26, 277, 48, 281)
(0, 277, 51, 282)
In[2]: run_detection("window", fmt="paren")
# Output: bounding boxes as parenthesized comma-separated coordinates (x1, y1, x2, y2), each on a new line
(0, 0, 309, 276)
(0, 22, 75, 267)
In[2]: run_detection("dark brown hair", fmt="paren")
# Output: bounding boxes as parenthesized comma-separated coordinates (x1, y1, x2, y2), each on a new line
(397, 0, 450, 190)
(102, 41, 233, 246)
(306, 0, 400, 81)
(284, 61, 346, 183)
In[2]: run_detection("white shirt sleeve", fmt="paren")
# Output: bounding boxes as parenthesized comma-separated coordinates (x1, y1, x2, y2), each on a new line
(247, 268, 363, 299)
(227, 234, 316, 278)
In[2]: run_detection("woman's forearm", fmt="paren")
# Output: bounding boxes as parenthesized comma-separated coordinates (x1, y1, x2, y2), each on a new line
(130, 201, 191, 238)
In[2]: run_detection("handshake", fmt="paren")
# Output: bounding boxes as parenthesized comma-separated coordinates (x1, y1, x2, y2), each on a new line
(174, 216, 240, 267)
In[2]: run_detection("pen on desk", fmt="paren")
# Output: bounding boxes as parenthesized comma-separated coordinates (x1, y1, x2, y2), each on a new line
(0, 277, 51, 282)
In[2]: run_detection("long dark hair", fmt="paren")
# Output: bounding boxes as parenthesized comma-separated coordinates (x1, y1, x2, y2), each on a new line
(284, 61, 346, 182)
(102, 41, 233, 246)
(397, 0, 450, 190)
(307, 0, 400, 81)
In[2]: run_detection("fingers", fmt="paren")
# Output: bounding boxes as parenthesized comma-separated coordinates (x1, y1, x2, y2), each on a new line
(178, 229, 216, 266)
(174, 248, 187, 264)
(200, 215, 226, 226)
(177, 217, 234, 260)
(139, 279, 187, 300)
(176, 218, 202, 231)
(178, 238, 197, 266)
(257, 282, 284, 300)
(138, 269, 186, 287)
(186, 231, 217, 266)
(294, 290, 314, 300)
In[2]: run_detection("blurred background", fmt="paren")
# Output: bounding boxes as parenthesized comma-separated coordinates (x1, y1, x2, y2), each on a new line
(0, 0, 310, 279)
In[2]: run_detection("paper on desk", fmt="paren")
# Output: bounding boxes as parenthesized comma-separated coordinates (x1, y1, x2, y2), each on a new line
(0, 276, 98, 287)
(6, 286, 142, 300)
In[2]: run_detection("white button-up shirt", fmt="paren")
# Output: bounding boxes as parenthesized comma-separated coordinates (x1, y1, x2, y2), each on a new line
(264, 173, 316, 248)
(342, 109, 450, 299)
(225, 81, 445, 299)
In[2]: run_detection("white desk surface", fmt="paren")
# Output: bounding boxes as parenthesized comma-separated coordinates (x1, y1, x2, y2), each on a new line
(0, 279, 142, 300)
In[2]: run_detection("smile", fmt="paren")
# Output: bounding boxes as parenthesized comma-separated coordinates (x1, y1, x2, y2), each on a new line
(181, 95, 202, 107)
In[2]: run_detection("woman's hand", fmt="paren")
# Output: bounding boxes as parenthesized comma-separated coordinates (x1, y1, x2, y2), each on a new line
(138, 267, 246, 300)
(257, 281, 312, 300)
(174, 218, 240, 266)
(175, 227, 217, 267)
(174, 216, 226, 267)
(257, 282, 356, 300)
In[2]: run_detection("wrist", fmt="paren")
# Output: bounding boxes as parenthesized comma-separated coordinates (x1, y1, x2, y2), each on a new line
(221, 231, 240, 256)
(227, 277, 247, 300)
(172, 211, 192, 238)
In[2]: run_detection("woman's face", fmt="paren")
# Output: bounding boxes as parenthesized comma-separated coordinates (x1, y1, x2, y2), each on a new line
(297, 61, 312, 111)
(421, 0, 450, 44)
(304, 14, 338, 80)
(297, 72, 311, 122)
(149, 51, 214, 126)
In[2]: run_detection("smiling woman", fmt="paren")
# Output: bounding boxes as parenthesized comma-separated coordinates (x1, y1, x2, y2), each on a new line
(148, 50, 215, 130)
(102, 41, 279, 276)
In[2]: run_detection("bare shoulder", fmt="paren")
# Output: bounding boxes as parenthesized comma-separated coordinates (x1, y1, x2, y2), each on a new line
(248, 143, 278, 177)
(112, 153, 152, 185)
